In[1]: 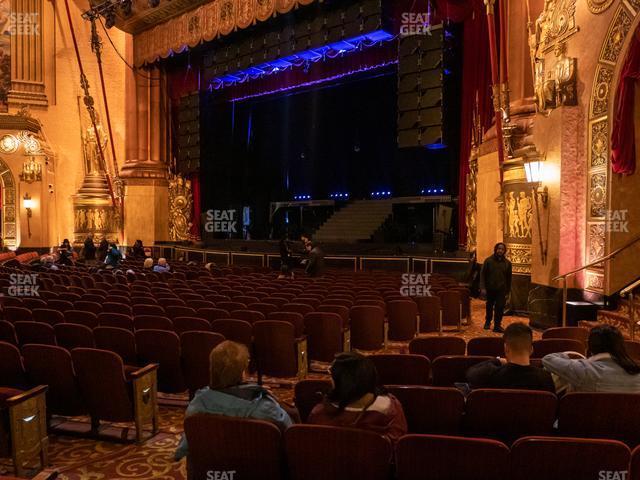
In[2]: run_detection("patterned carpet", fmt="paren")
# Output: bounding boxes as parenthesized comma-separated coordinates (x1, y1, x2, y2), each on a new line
(1, 300, 533, 479)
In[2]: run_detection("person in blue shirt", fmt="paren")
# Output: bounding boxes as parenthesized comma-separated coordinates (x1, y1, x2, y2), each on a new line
(175, 341, 293, 460)
(153, 257, 171, 273)
(104, 243, 122, 268)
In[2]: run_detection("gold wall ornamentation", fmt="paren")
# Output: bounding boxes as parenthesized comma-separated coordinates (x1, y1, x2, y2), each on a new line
(532, 0, 578, 55)
(587, 0, 615, 14)
(586, 270, 605, 291)
(466, 159, 478, 252)
(0, 156, 17, 249)
(591, 65, 614, 118)
(134, 0, 318, 66)
(168, 174, 193, 242)
(505, 190, 533, 240)
(599, 5, 633, 65)
(588, 222, 606, 265)
(589, 118, 609, 168)
(589, 172, 607, 218)
(507, 245, 532, 274)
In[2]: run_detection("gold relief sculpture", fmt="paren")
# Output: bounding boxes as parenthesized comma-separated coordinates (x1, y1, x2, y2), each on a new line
(587, 0, 615, 14)
(505, 191, 533, 240)
(506, 245, 532, 273)
(600, 6, 633, 65)
(591, 65, 613, 118)
(590, 172, 607, 218)
(589, 223, 606, 264)
(465, 160, 478, 252)
(553, 42, 577, 106)
(168, 174, 194, 242)
(586, 270, 605, 291)
(82, 116, 108, 176)
(0, 157, 16, 249)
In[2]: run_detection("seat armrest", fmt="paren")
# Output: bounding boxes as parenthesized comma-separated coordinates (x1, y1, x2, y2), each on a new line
(129, 363, 159, 380)
(6, 385, 48, 407)
(295, 337, 308, 379)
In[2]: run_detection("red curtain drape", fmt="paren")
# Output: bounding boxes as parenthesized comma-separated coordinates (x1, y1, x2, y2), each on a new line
(611, 29, 640, 175)
(189, 173, 202, 240)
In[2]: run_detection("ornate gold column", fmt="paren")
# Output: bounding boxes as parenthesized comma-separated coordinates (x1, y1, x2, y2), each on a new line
(8, 0, 47, 106)
(502, 159, 533, 274)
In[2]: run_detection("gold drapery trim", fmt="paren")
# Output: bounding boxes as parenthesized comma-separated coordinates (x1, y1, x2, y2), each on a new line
(134, 0, 317, 66)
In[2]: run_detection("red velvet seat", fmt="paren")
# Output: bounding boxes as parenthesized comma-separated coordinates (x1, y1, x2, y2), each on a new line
(409, 336, 466, 361)
(131, 296, 157, 307)
(23, 344, 86, 416)
(64, 310, 99, 329)
(542, 327, 589, 344)
(54, 323, 94, 350)
(0, 321, 18, 346)
(100, 302, 132, 316)
(73, 300, 102, 314)
(135, 329, 186, 393)
(173, 316, 211, 335)
(438, 291, 462, 331)
(1, 297, 23, 307)
(431, 355, 494, 387)
(396, 434, 509, 480)
(248, 302, 279, 316)
(180, 331, 225, 395)
(625, 340, 640, 362)
(370, 354, 431, 386)
(98, 312, 133, 331)
(71, 348, 158, 442)
(165, 305, 198, 320)
(14, 322, 56, 346)
(386, 386, 465, 434)
(349, 305, 385, 351)
(134, 315, 173, 331)
(46, 299, 75, 313)
(263, 297, 289, 308)
(217, 301, 248, 312)
(197, 307, 231, 324)
(510, 436, 630, 480)
(304, 312, 348, 363)
(187, 300, 215, 310)
(558, 392, 640, 447)
(532, 338, 586, 358)
(210, 319, 253, 347)
(387, 300, 418, 341)
(32, 308, 65, 326)
(231, 309, 266, 324)
(413, 296, 441, 333)
(4, 306, 33, 323)
(317, 304, 349, 325)
(0, 341, 28, 388)
(294, 379, 333, 423)
(467, 336, 505, 357)
(184, 414, 283, 480)
(21, 298, 47, 310)
(282, 303, 315, 316)
(465, 389, 557, 444)
(157, 297, 186, 309)
(285, 425, 392, 480)
(267, 311, 305, 338)
(253, 321, 307, 381)
(94, 326, 138, 366)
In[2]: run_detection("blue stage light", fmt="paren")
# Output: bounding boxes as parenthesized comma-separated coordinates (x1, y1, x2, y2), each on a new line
(425, 143, 447, 150)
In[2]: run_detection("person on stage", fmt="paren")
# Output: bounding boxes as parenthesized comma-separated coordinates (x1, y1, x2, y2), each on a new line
(481, 242, 512, 333)
(82, 233, 96, 262)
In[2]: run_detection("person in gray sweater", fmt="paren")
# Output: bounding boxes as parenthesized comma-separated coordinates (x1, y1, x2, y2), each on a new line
(542, 325, 640, 393)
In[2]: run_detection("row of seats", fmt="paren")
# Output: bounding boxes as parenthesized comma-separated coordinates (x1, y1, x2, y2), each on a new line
(294, 380, 640, 446)
(185, 414, 640, 480)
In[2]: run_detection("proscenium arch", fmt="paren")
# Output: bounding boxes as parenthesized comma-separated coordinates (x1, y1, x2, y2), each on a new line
(0, 156, 18, 250)
(585, 1, 640, 293)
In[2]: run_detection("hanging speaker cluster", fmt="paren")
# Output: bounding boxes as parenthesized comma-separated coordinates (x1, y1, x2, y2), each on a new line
(176, 93, 201, 176)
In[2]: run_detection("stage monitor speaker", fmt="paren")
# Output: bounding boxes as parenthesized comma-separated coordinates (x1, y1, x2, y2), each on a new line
(177, 92, 201, 175)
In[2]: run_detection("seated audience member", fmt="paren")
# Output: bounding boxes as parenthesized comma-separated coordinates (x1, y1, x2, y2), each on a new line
(41, 255, 59, 271)
(131, 239, 146, 259)
(57, 238, 74, 266)
(466, 322, 555, 393)
(143, 258, 154, 270)
(97, 238, 109, 262)
(307, 352, 407, 443)
(153, 257, 171, 273)
(104, 243, 122, 268)
(542, 325, 640, 393)
(175, 341, 293, 460)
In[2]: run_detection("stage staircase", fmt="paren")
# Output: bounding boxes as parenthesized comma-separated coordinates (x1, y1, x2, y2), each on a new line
(314, 199, 393, 243)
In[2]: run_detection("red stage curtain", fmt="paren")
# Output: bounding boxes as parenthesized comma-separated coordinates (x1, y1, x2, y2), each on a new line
(611, 29, 640, 175)
(189, 173, 202, 240)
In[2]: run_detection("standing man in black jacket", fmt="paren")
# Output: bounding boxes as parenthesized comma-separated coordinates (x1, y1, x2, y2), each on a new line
(481, 242, 512, 333)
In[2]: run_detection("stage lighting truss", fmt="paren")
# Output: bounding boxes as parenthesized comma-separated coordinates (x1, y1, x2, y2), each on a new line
(82, 0, 152, 27)
(210, 30, 395, 90)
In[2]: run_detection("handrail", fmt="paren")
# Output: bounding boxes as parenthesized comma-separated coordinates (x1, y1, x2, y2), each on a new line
(621, 277, 640, 297)
(552, 233, 640, 328)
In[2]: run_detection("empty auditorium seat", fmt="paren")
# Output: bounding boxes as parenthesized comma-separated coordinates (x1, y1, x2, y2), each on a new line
(386, 386, 465, 434)
(387, 300, 418, 341)
(54, 323, 95, 350)
(284, 425, 392, 480)
(542, 326, 589, 344)
(253, 320, 307, 381)
(532, 338, 586, 358)
(4, 306, 33, 323)
(32, 308, 65, 326)
(231, 309, 266, 324)
(438, 291, 462, 332)
(304, 312, 349, 363)
(73, 300, 102, 314)
(431, 356, 493, 386)
(0, 321, 17, 346)
(173, 316, 211, 335)
(94, 326, 138, 366)
(102, 302, 133, 316)
(132, 304, 166, 317)
(198, 307, 231, 324)
(267, 311, 305, 337)
(14, 321, 56, 346)
(134, 315, 173, 331)
(371, 354, 431, 386)
(64, 310, 99, 329)
(467, 336, 505, 357)
(409, 336, 466, 361)
(349, 305, 386, 351)
(210, 319, 253, 347)
(396, 434, 509, 480)
(414, 296, 441, 333)
(180, 331, 225, 395)
(135, 329, 186, 393)
(98, 312, 133, 331)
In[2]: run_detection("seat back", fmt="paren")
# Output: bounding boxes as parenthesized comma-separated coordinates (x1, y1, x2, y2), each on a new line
(185, 413, 283, 480)
(467, 336, 505, 357)
(14, 321, 56, 346)
(349, 305, 385, 351)
(386, 386, 464, 434)
(198, 307, 231, 324)
(54, 323, 95, 350)
(409, 336, 466, 361)
(134, 315, 173, 331)
(284, 425, 392, 480)
(64, 309, 99, 329)
(173, 316, 210, 335)
(132, 304, 166, 317)
(94, 326, 138, 365)
(510, 436, 630, 480)
(0, 341, 27, 388)
(542, 327, 589, 344)
(210, 319, 252, 347)
(231, 309, 266, 325)
(267, 311, 304, 337)
(0, 320, 17, 345)
(465, 389, 557, 444)
(386, 300, 418, 341)
(32, 308, 65, 326)
(253, 321, 298, 378)
(294, 379, 332, 423)
(23, 344, 86, 416)
(97, 312, 133, 331)
(532, 338, 586, 358)
(304, 312, 344, 363)
(438, 291, 461, 328)
(71, 348, 133, 422)
(396, 434, 509, 480)
(165, 305, 198, 320)
(558, 392, 640, 447)
(431, 355, 494, 386)
(135, 329, 186, 393)
(180, 331, 225, 394)
(370, 354, 431, 386)
(414, 296, 441, 333)
(4, 306, 33, 323)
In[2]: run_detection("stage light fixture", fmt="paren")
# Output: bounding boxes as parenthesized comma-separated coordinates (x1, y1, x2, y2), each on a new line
(104, 7, 116, 28)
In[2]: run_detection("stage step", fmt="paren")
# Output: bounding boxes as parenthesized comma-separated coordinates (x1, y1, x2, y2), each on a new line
(314, 200, 393, 242)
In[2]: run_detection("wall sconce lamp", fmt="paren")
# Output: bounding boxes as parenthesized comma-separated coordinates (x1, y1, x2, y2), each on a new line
(524, 157, 549, 265)
(19, 156, 42, 184)
(23, 193, 33, 238)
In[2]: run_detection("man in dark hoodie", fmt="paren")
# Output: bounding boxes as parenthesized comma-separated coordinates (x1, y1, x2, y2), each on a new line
(175, 341, 292, 460)
(481, 242, 512, 333)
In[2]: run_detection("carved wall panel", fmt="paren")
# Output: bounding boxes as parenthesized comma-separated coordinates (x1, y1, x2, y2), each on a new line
(599, 6, 633, 65)
(588, 0, 615, 14)
(0, 156, 17, 249)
